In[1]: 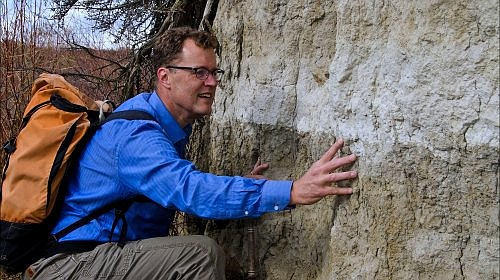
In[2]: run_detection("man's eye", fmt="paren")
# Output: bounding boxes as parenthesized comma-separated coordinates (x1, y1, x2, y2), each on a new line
(196, 69, 209, 75)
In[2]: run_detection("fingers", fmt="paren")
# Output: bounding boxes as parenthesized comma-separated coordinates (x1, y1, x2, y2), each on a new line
(253, 157, 261, 170)
(248, 158, 269, 176)
(322, 154, 357, 173)
(316, 138, 356, 174)
(318, 138, 344, 163)
(325, 186, 353, 196)
(328, 170, 358, 182)
(291, 138, 358, 205)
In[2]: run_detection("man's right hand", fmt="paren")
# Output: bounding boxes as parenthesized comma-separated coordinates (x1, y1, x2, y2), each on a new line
(290, 139, 358, 205)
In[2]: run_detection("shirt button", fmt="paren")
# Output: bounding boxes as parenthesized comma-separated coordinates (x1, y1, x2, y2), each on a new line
(274, 205, 279, 211)
(245, 210, 249, 215)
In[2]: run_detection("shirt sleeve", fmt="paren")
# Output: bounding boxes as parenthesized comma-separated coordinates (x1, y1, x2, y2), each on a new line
(116, 122, 293, 219)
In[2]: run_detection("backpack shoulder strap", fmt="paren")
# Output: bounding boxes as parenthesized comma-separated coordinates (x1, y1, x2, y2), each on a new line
(103, 110, 156, 123)
(52, 200, 123, 241)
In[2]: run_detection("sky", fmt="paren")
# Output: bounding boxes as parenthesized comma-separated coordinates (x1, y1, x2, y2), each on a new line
(2, 0, 120, 49)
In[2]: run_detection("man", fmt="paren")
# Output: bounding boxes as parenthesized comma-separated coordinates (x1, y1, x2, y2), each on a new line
(25, 27, 358, 279)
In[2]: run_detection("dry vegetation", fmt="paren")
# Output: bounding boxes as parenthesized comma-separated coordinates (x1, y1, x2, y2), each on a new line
(0, 40, 134, 149)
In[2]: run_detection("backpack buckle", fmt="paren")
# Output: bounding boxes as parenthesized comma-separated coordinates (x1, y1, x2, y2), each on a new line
(3, 139, 16, 154)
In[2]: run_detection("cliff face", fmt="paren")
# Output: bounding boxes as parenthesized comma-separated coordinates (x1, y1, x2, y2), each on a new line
(189, 0, 499, 279)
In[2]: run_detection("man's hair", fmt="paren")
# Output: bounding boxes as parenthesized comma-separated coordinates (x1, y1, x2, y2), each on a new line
(152, 27, 218, 70)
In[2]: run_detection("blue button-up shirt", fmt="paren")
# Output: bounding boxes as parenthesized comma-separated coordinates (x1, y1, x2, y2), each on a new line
(52, 92, 293, 242)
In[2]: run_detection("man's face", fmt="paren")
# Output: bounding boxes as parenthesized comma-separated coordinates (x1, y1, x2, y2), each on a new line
(160, 39, 219, 126)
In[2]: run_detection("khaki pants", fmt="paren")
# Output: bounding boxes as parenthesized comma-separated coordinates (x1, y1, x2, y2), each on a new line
(24, 235, 226, 280)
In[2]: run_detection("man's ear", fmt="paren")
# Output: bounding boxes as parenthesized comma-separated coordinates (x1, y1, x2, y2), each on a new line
(157, 67, 171, 88)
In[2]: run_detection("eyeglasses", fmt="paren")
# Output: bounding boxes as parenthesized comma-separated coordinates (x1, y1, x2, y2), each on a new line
(165, 66, 225, 82)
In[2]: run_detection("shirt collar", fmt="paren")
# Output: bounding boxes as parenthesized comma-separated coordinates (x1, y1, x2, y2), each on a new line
(150, 91, 192, 144)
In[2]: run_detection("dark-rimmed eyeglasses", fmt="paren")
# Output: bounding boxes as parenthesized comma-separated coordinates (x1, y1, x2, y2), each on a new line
(165, 66, 225, 82)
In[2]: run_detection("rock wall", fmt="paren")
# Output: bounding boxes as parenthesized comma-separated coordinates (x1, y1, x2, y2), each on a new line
(189, 0, 499, 279)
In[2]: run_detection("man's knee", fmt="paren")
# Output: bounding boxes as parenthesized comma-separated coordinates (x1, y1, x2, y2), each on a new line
(178, 235, 226, 279)
(190, 235, 225, 260)
(194, 235, 220, 249)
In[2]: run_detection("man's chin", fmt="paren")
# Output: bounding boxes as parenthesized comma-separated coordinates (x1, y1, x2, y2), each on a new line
(194, 109, 212, 119)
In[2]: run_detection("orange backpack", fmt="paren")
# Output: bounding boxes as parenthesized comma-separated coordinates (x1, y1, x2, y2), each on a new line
(0, 73, 114, 272)
(1, 74, 112, 223)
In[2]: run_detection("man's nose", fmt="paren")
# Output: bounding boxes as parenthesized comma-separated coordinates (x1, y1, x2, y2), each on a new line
(204, 73, 218, 86)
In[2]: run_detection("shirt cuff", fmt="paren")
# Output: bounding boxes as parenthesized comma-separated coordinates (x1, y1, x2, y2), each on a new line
(258, 180, 293, 213)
